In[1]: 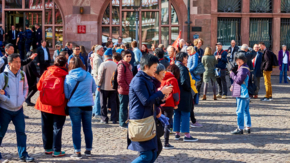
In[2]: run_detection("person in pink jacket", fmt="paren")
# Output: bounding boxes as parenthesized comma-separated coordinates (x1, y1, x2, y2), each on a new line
(117, 50, 133, 128)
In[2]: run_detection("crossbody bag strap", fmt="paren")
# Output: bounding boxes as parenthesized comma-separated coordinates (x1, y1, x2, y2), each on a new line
(68, 81, 80, 100)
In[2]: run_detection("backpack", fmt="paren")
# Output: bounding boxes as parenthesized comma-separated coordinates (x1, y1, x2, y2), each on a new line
(3, 71, 25, 90)
(111, 63, 126, 90)
(39, 71, 65, 106)
(271, 51, 279, 67)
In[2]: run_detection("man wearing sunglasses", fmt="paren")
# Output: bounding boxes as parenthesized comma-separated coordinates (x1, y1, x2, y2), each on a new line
(67, 45, 86, 66)
(114, 36, 124, 47)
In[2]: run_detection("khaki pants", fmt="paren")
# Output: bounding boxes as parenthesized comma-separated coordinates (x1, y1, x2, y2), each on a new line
(263, 71, 272, 98)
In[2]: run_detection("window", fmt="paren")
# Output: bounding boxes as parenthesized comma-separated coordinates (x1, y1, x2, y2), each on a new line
(218, 0, 241, 12)
(102, 0, 179, 48)
(2, 0, 64, 49)
(250, 0, 272, 13)
(281, 19, 290, 50)
(281, 0, 290, 13)
(217, 18, 241, 46)
(249, 18, 272, 50)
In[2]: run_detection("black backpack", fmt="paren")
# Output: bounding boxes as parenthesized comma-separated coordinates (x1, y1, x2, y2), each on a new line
(111, 63, 126, 90)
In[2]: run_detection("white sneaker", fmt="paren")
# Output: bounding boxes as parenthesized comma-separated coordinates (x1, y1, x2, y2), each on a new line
(287, 76, 290, 81)
(0, 159, 9, 163)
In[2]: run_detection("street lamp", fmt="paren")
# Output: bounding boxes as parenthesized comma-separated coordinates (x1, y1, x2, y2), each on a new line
(133, 0, 141, 45)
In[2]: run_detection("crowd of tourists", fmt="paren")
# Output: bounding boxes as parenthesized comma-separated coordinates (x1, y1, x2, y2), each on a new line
(0, 35, 289, 163)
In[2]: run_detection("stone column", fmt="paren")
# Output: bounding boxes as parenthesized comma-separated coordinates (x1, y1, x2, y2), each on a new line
(210, 0, 217, 49)
(241, 0, 250, 45)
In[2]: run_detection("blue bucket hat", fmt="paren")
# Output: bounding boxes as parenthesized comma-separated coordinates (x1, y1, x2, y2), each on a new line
(116, 48, 124, 54)
(104, 48, 113, 56)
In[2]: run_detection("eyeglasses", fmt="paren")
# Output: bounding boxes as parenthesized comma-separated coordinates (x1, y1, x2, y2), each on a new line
(126, 55, 132, 58)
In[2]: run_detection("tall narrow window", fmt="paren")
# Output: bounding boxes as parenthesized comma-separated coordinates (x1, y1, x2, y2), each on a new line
(217, 18, 241, 46)
(281, 0, 290, 13)
(218, 0, 241, 12)
(281, 19, 290, 50)
(249, 18, 272, 50)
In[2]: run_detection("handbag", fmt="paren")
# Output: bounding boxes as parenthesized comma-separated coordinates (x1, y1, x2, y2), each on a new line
(156, 117, 164, 138)
(65, 81, 80, 115)
(193, 62, 205, 76)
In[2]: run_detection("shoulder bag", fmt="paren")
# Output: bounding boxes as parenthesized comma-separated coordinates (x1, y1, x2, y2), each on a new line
(65, 81, 80, 115)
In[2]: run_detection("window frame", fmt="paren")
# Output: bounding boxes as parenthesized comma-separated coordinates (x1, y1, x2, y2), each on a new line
(101, 0, 180, 48)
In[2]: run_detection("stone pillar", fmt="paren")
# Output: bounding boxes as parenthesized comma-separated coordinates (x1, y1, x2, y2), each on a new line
(241, 0, 250, 45)
(272, 0, 281, 75)
(210, 0, 217, 49)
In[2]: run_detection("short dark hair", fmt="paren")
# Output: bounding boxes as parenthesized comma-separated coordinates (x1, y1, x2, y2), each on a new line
(167, 64, 180, 80)
(5, 43, 14, 51)
(118, 36, 122, 39)
(131, 41, 137, 48)
(154, 48, 164, 59)
(106, 41, 112, 47)
(59, 51, 68, 57)
(41, 40, 47, 43)
(186, 40, 192, 45)
(176, 52, 188, 63)
(8, 53, 20, 63)
(73, 45, 80, 50)
(54, 55, 67, 67)
(25, 25, 29, 28)
(140, 54, 159, 70)
(113, 52, 122, 62)
(125, 43, 130, 49)
(259, 42, 266, 46)
(122, 50, 132, 58)
(68, 57, 86, 71)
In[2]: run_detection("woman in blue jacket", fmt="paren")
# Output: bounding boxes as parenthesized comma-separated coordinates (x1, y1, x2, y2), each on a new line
(187, 46, 200, 82)
(128, 54, 172, 163)
(64, 57, 96, 159)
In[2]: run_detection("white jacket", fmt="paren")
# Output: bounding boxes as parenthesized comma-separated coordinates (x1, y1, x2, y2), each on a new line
(0, 65, 28, 112)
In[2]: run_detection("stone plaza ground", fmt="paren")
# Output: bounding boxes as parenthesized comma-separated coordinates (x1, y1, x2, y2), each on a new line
(0, 76, 290, 163)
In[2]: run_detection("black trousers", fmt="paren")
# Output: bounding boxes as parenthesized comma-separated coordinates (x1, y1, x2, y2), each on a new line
(190, 99, 196, 124)
(41, 112, 66, 152)
(196, 74, 204, 95)
(100, 90, 118, 122)
(156, 137, 163, 158)
(26, 85, 37, 102)
(216, 69, 228, 96)
(161, 107, 174, 145)
(40, 61, 50, 75)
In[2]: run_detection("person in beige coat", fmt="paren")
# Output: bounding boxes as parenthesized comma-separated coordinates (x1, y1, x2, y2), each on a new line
(92, 45, 104, 117)
(96, 48, 118, 124)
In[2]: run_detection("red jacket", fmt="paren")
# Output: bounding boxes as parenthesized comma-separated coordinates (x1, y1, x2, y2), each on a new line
(160, 72, 180, 108)
(35, 66, 68, 116)
(117, 60, 133, 95)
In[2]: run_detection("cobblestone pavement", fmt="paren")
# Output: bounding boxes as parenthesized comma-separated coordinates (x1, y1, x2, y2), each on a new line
(1, 76, 290, 163)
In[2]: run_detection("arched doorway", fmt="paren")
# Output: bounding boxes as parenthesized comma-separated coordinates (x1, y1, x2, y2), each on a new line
(100, 0, 182, 49)
(1, 0, 64, 49)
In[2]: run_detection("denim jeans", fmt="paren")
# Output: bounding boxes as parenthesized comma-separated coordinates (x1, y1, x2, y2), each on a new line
(173, 110, 190, 133)
(69, 107, 93, 152)
(280, 64, 288, 83)
(236, 98, 251, 130)
(119, 94, 129, 127)
(93, 89, 101, 116)
(41, 112, 66, 152)
(0, 108, 28, 159)
(131, 150, 157, 163)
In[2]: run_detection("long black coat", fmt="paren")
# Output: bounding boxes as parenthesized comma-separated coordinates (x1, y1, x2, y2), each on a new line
(23, 58, 40, 88)
(176, 61, 192, 113)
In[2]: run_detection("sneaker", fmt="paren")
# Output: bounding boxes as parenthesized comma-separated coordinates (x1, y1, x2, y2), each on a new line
(269, 97, 273, 101)
(100, 120, 108, 124)
(260, 97, 270, 101)
(222, 95, 227, 99)
(216, 94, 222, 98)
(84, 151, 91, 157)
(119, 125, 128, 129)
(183, 136, 198, 142)
(52, 151, 65, 157)
(113, 121, 118, 124)
(19, 156, 34, 162)
(244, 128, 251, 134)
(174, 134, 181, 140)
(163, 144, 174, 149)
(70, 152, 82, 159)
(0, 159, 9, 163)
(24, 114, 29, 119)
(45, 149, 53, 155)
(287, 76, 290, 81)
(231, 128, 243, 135)
(190, 122, 203, 128)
